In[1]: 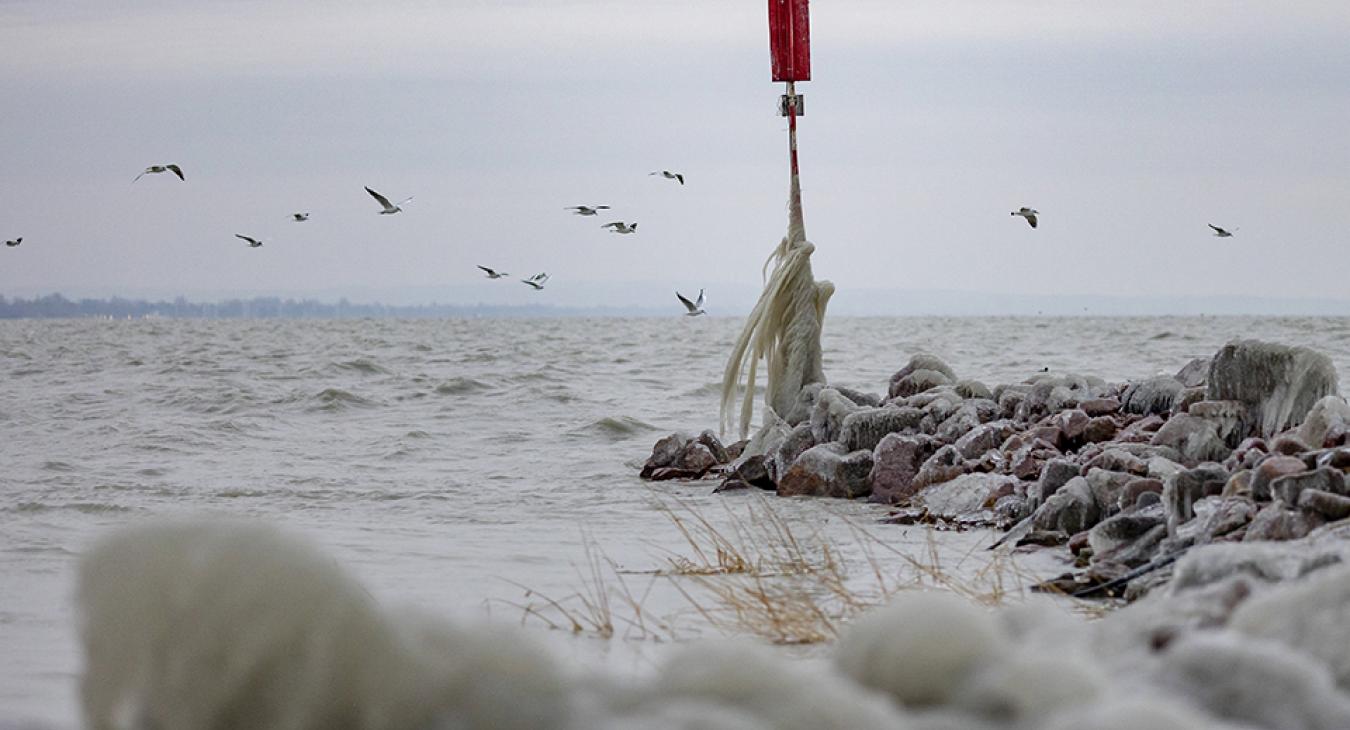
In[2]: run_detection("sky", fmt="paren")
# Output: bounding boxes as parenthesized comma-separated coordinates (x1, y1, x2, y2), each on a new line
(1, 1, 1348, 314)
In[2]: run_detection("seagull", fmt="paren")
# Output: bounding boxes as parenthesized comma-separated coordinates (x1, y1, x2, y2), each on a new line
(602, 221, 638, 234)
(677, 289, 706, 316)
(134, 164, 184, 182)
(365, 186, 413, 215)
(4, 237, 21, 247)
(477, 265, 510, 279)
(292, 213, 310, 222)
(1208, 224, 1236, 238)
(521, 273, 549, 290)
(649, 170, 684, 185)
(565, 205, 610, 216)
(235, 234, 263, 248)
(1011, 207, 1039, 228)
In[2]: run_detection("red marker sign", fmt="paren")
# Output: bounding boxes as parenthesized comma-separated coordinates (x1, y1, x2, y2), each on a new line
(768, 0, 811, 82)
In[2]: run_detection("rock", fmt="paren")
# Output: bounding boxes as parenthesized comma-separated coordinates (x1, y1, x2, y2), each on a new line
(772, 423, 816, 482)
(934, 403, 983, 443)
(1187, 400, 1247, 446)
(911, 445, 967, 491)
(1080, 398, 1122, 417)
(1297, 489, 1350, 520)
(1178, 496, 1258, 545)
(1119, 414, 1166, 442)
(1121, 376, 1184, 416)
(887, 353, 957, 399)
(868, 434, 940, 504)
(1163, 464, 1230, 530)
(1244, 502, 1325, 542)
(1175, 357, 1211, 388)
(1083, 416, 1120, 444)
(997, 388, 1027, 420)
(890, 368, 954, 398)
(1052, 409, 1091, 445)
(730, 454, 775, 490)
(1151, 414, 1231, 465)
(994, 494, 1031, 524)
(1118, 478, 1164, 511)
(1270, 467, 1346, 505)
(1146, 454, 1186, 481)
(1034, 459, 1082, 505)
(725, 439, 748, 461)
(783, 382, 825, 426)
(1088, 508, 1166, 561)
(1084, 448, 1149, 476)
(673, 443, 719, 475)
(1250, 455, 1310, 501)
(810, 388, 859, 444)
(641, 432, 690, 478)
(953, 379, 992, 400)
(1221, 470, 1252, 499)
(777, 443, 874, 499)
(1206, 339, 1340, 438)
(834, 386, 883, 408)
(916, 473, 1017, 520)
(695, 430, 730, 464)
(1269, 433, 1313, 456)
(740, 410, 791, 459)
(1010, 438, 1061, 481)
(838, 405, 925, 452)
(1085, 467, 1136, 514)
(954, 420, 1016, 460)
(1016, 381, 1075, 421)
(1032, 476, 1101, 534)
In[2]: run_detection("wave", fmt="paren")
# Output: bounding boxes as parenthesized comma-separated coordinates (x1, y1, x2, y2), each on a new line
(434, 377, 493, 395)
(310, 388, 379, 411)
(331, 358, 389, 375)
(568, 415, 659, 441)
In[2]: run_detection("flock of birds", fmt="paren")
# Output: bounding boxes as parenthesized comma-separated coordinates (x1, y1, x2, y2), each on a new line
(0, 163, 1237, 318)
(471, 169, 702, 313)
(1010, 206, 1237, 237)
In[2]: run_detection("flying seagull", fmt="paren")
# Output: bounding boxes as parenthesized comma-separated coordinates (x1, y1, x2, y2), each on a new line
(477, 265, 509, 279)
(134, 164, 184, 182)
(677, 289, 706, 317)
(235, 234, 263, 248)
(1011, 207, 1039, 228)
(365, 186, 413, 215)
(565, 205, 610, 216)
(292, 212, 310, 222)
(4, 237, 21, 247)
(521, 272, 549, 290)
(602, 221, 638, 234)
(1208, 224, 1236, 238)
(649, 170, 685, 185)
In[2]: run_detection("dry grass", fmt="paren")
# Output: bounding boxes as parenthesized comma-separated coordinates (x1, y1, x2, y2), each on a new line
(501, 492, 1090, 645)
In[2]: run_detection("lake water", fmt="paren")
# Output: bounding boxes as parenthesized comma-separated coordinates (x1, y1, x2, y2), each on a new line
(3, 315, 1348, 727)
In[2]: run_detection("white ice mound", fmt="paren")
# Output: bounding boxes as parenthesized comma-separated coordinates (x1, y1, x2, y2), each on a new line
(77, 520, 568, 730)
(593, 640, 906, 730)
(834, 591, 1007, 708)
(1229, 562, 1350, 692)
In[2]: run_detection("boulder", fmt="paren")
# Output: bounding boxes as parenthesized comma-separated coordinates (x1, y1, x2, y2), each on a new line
(1206, 339, 1340, 438)
(1244, 502, 1325, 542)
(838, 405, 925, 452)
(1088, 507, 1166, 561)
(1034, 459, 1082, 505)
(1084, 448, 1149, 476)
(1270, 434, 1313, 456)
(953, 379, 993, 400)
(954, 420, 1016, 460)
(695, 430, 730, 464)
(1032, 476, 1101, 534)
(1175, 357, 1211, 388)
(1121, 376, 1184, 416)
(1297, 489, 1350, 520)
(834, 386, 883, 408)
(1270, 467, 1346, 506)
(1250, 455, 1309, 501)
(1117, 478, 1164, 511)
(772, 423, 817, 482)
(887, 353, 956, 399)
(1162, 464, 1231, 532)
(916, 473, 1017, 520)
(911, 445, 967, 491)
(935, 404, 984, 443)
(641, 432, 690, 478)
(810, 388, 859, 444)
(777, 443, 875, 499)
(1015, 381, 1075, 421)
(729, 454, 776, 490)
(1187, 400, 1247, 446)
(783, 382, 825, 426)
(868, 434, 939, 504)
(1080, 397, 1122, 417)
(1082, 415, 1120, 443)
(1150, 414, 1232, 465)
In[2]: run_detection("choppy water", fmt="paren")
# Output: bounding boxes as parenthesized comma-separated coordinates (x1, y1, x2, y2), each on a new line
(2, 315, 1348, 726)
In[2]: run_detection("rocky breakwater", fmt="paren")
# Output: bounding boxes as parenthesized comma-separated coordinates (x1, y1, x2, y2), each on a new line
(640, 339, 1349, 599)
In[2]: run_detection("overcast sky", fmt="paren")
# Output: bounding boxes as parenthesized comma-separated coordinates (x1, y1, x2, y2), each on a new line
(1, 1, 1348, 312)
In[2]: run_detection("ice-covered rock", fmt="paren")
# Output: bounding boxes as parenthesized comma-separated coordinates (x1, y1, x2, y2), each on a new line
(810, 388, 860, 444)
(1206, 339, 1340, 438)
(835, 591, 1006, 708)
(888, 353, 957, 399)
(1121, 376, 1184, 416)
(771, 423, 816, 482)
(1150, 414, 1231, 465)
(868, 433, 939, 504)
(1034, 459, 1082, 506)
(838, 405, 924, 452)
(1032, 476, 1101, 534)
(1297, 395, 1350, 448)
(776, 443, 873, 499)
(915, 473, 1016, 520)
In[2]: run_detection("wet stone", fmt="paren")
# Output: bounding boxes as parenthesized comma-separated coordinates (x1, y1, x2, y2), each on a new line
(1081, 398, 1122, 417)
(1270, 467, 1346, 506)
(1251, 455, 1312, 501)
(868, 434, 939, 504)
(1034, 459, 1082, 505)
(1297, 489, 1350, 521)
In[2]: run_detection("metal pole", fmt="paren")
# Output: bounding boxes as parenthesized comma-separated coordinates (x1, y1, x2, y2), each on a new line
(786, 80, 804, 237)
